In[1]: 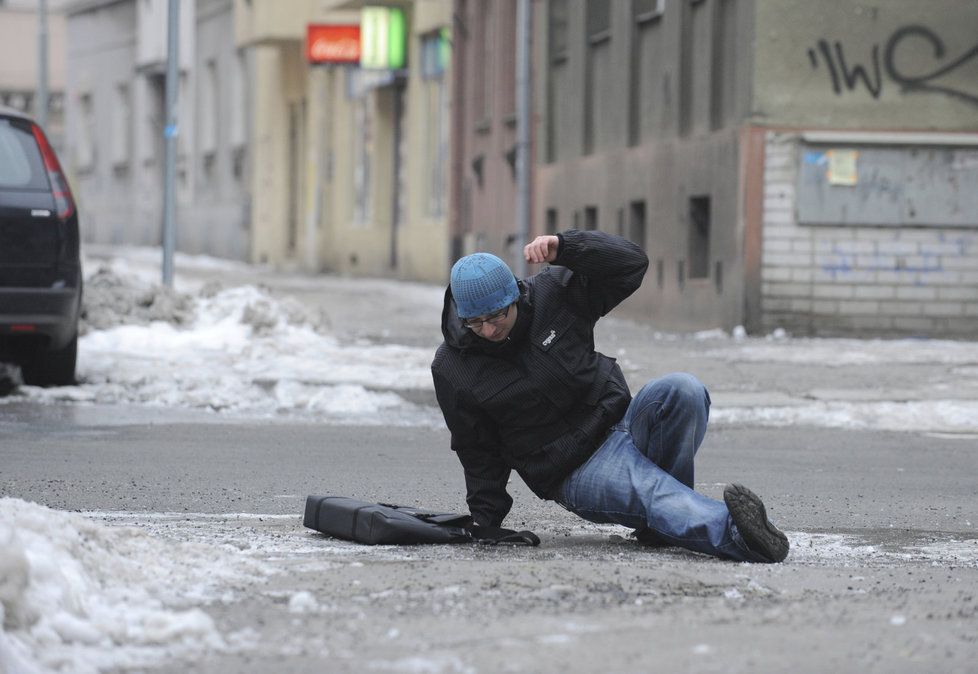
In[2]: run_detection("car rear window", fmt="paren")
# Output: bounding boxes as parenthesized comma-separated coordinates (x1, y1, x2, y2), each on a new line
(0, 117, 49, 190)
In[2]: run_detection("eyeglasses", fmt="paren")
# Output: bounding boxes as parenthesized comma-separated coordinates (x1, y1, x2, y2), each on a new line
(462, 303, 512, 331)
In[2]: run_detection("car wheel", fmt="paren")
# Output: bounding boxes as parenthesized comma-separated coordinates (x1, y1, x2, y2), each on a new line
(25, 333, 77, 387)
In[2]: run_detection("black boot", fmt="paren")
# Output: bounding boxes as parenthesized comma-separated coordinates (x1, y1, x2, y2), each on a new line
(723, 483, 789, 563)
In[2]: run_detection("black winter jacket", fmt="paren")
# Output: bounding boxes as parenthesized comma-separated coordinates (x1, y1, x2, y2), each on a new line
(431, 230, 649, 526)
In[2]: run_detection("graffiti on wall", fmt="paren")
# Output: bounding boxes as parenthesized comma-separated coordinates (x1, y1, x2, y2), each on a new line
(807, 25, 978, 106)
(819, 232, 975, 285)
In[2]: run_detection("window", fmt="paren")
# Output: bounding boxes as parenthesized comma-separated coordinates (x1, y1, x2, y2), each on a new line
(421, 30, 450, 217)
(632, 0, 667, 143)
(177, 72, 191, 195)
(679, 1, 694, 136)
(473, 0, 492, 128)
(111, 83, 131, 168)
(76, 92, 95, 172)
(585, 206, 599, 231)
(421, 29, 449, 79)
(629, 200, 646, 249)
(352, 95, 373, 226)
(587, 0, 611, 41)
(688, 195, 711, 279)
(498, 2, 517, 118)
(633, 0, 663, 21)
(583, 0, 611, 155)
(545, 0, 569, 162)
(545, 208, 558, 235)
(629, 0, 665, 145)
(200, 59, 218, 158)
(548, 0, 569, 62)
(229, 50, 247, 148)
(681, 0, 713, 136)
(229, 50, 248, 183)
(711, 0, 736, 130)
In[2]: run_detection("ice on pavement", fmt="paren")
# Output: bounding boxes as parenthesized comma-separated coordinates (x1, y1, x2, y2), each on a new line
(1, 498, 975, 673)
(4, 246, 978, 432)
(0, 498, 272, 674)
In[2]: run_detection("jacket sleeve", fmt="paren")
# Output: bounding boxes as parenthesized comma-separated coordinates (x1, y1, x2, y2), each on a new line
(432, 368, 513, 527)
(552, 229, 649, 320)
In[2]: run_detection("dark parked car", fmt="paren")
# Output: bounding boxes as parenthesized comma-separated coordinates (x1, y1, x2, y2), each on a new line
(0, 105, 81, 385)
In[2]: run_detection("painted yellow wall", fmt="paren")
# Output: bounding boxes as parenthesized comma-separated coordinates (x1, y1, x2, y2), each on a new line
(250, 42, 308, 266)
(313, 0, 452, 282)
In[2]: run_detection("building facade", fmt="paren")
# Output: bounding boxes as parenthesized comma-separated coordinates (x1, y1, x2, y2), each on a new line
(0, 0, 69, 147)
(454, 0, 978, 336)
(450, 0, 524, 272)
(65, 0, 250, 258)
(748, 0, 978, 336)
(65, 0, 452, 280)
(64, 0, 978, 335)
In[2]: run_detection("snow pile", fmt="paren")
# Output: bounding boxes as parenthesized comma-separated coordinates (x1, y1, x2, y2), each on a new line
(703, 337, 978, 366)
(8, 247, 978, 432)
(16, 268, 439, 425)
(711, 399, 978, 434)
(79, 266, 195, 335)
(0, 498, 271, 674)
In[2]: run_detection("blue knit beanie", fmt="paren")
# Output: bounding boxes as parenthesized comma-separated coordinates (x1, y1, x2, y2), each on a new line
(450, 253, 519, 319)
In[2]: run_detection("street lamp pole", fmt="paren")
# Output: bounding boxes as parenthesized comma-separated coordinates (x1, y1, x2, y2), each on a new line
(37, 0, 48, 129)
(162, 0, 180, 286)
(515, 0, 532, 278)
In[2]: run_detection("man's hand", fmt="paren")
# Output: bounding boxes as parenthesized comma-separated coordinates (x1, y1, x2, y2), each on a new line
(524, 235, 559, 264)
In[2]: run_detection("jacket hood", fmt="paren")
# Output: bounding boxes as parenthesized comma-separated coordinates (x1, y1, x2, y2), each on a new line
(440, 279, 533, 353)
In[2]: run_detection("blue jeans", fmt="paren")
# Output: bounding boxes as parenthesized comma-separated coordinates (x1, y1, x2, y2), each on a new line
(557, 373, 766, 562)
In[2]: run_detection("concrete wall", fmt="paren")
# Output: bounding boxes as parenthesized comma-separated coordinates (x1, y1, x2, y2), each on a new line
(399, 0, 452, 283)
(66, 0, 251, 260)
(759, 131, 978, 336)
(533, 0, 754, 327)
(249, 42, 306, 265)
(451, 0, 521, 272)
(750, 0, 978, 337)
(753, 0, 978, 130)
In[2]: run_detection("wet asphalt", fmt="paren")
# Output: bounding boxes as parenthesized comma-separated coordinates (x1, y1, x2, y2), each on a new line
(2, 256, 977, 673)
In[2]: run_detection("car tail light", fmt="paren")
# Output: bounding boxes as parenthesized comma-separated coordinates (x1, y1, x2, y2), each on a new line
(31, 123, 75, 220)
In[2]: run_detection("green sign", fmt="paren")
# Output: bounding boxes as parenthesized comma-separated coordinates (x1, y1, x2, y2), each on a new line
(361, 6, 406, 70)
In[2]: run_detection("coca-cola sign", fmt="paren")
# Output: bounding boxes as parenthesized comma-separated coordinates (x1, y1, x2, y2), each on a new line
(307, 25, 361, 64)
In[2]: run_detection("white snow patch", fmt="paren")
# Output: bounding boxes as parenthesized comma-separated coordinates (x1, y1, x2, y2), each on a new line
(536, 633, 573, 644)
(787, 532, 978, 568)
(367, 654, 476, 673)
(14, 276, 441, 426)
(0, 498, 273, 674)
(704, 338, 978, 366)
(287, 591, 319, 614)
(711, 399, 978, 433)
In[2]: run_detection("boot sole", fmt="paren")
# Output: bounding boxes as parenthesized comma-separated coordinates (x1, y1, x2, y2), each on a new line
(723, 483, 789, 563)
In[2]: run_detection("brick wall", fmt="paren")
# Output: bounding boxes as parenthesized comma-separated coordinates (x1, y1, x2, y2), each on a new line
(761, 132, 978, 337)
